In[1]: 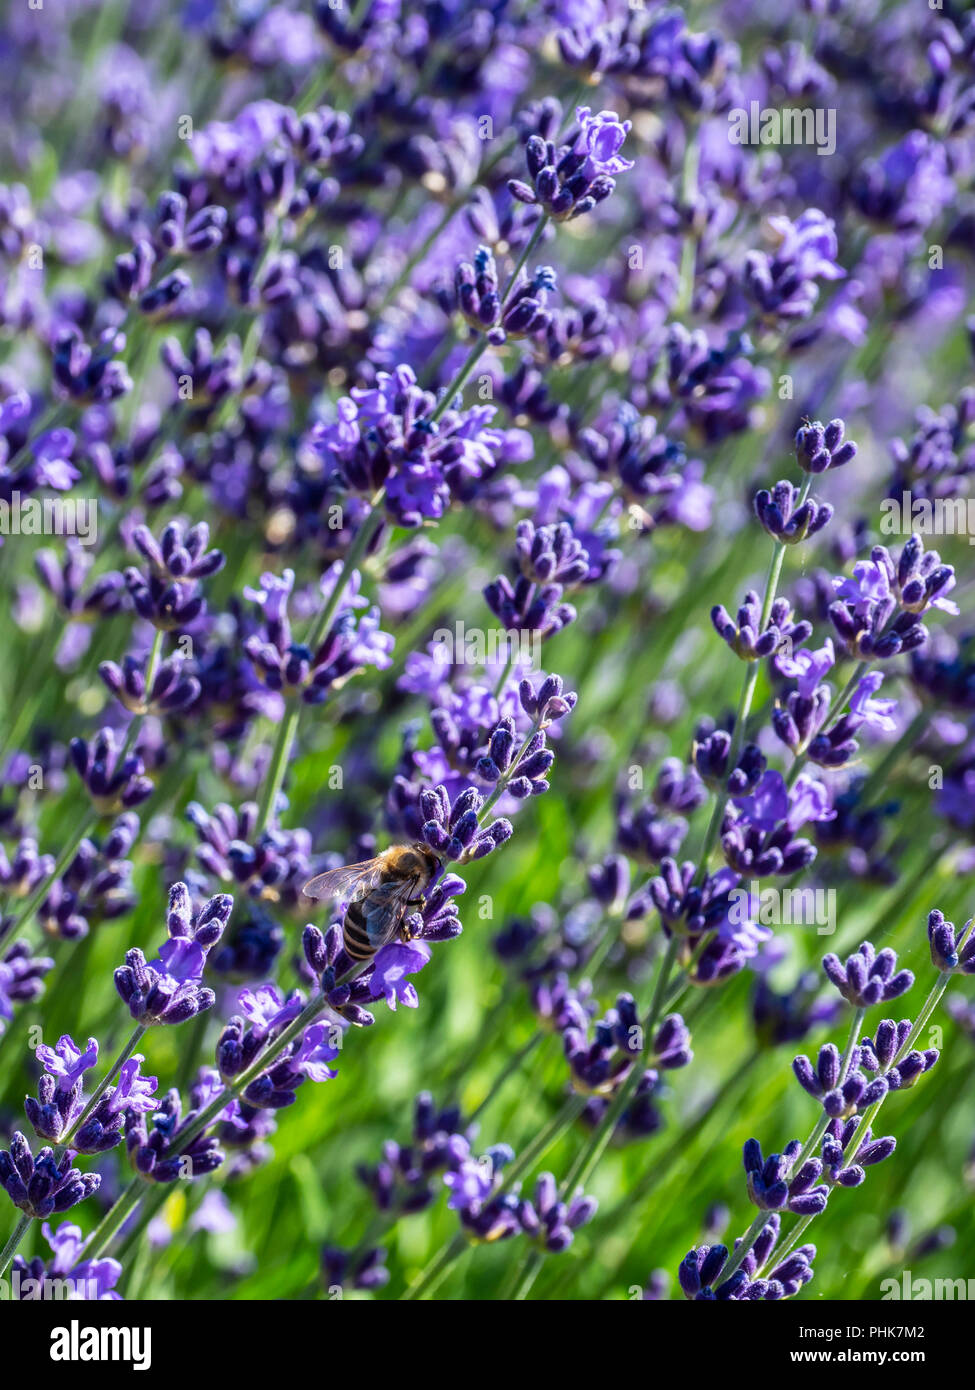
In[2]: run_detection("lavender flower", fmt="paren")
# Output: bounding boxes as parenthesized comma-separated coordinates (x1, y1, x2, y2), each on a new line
(795, 419, 858, 475)
(754, 481, 833, 545)
(0, 942, 54, 1032)
(125, 1081, 224, 1182)
(357, 1092, 469, 1216)
(244, 565, 393, 704)
(69, 729, 154, 815)
(822, 941, 914, 1009)
(114, 882, 232, 1025)
(308, 365, 525, 528)
(24, 1034, 98, 1144)
(742, 1138, 828, 1216)
(711, 592, 810, 662)
(0, 1132, 100, 1219)
(509, 106, 632, 221)
(678, 1215, 816, 1300)
(829, 536, 957, 659)
(517, 1172, 598, 1253)
(419, 784, 512, 862)
(99, 654, 200, 716)
(10, 1220, 122, 1300)
(322, 1245, 389, 1293)
(926, 909, 975, 973)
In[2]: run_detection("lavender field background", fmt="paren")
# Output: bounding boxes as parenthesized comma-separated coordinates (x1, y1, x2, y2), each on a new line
(0, 0, 974, 1303)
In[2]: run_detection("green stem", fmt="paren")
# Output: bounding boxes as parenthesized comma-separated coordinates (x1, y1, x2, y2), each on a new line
(119, 629, 165, 759)
(115, 1184, 171, 1265)
(82, 1179, 147, 1262)
(511, 1248, 545, 1300)
(254, 497, 386, 836)
(429, 339, 490, 426)
(768, 963, 959, 1274)
(175, 1008, 210, 1094)
(467, 1032, 546, 1127)
(58, 1024, 148, 1155)
(306, 497, 386, 652)
(0, 1215, 32, 1279)
(255, 704, 301, 836)
(504, 933, 681, 1301)
(499, 215, 550, 301)
(403, 1231, 468, 1301)
(566, 934, 680, 1199)
(693, 490, 809, 882)
(429, 214, 550, 428)
(855, 707, 929, 806)
(717, 1007, 864, 1288)
(0, 809, 99, 954)
(785, 659, 869, 790)
(676, 125, 700, 316)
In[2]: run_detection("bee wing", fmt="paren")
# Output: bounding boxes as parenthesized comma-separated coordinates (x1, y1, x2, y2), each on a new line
(302, 858, 386, 904)
(361, 875, 425, 951)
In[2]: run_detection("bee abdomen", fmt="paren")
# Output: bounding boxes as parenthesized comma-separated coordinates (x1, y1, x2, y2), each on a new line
(343, 899, 375, 960)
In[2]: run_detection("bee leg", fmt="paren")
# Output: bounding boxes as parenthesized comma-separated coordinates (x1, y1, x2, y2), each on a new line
(400, 894, 427, 943)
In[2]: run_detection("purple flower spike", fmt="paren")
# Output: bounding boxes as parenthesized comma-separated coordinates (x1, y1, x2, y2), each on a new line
(754, 480, 833, 545)
(795, 418, 857, 474)
(0, 1132, 100, 1219)
(322, 1245, 389, 1294)
(70, 1055, 159, 1155)
(99, 653, 200, 717)
(125, 1079, 224, 1182)
(822, 940, 914, 1009)
(11, 1220, 122, 1300)
(822, 1119, 897, 1186)
(829, 536, 956, 661)
(419, 782, 512, 863)
(711, 591, 811, 662)
(114, 882, 232, 1025)
(508, 106, 630, 222)
(743, 1138, 828, 1216)
(518, 673, 578, 727)
(132, 520, 225, 584)
(927, 909, 975, 973)
(517, 1172, 597, 1253)
(859, 1019, 912, 1072)
(70, 728, 154, 816)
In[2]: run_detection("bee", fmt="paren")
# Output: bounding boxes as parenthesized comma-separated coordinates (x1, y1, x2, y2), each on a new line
(302, 843, 441, 961)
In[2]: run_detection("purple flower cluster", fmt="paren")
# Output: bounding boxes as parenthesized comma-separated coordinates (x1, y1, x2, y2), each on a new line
(308, 365, 530, 529)
(443, 1141, 597, 1252)
(678, 1215, 816, 1301)
(114, 882, 232, 1025)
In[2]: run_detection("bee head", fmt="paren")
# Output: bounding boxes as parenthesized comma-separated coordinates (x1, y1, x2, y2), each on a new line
(410, 842, 442, 877)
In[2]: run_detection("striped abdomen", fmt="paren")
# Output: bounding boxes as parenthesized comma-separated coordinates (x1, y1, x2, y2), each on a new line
(343, 895, 383, 960)
(342, 865, 404, 960)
